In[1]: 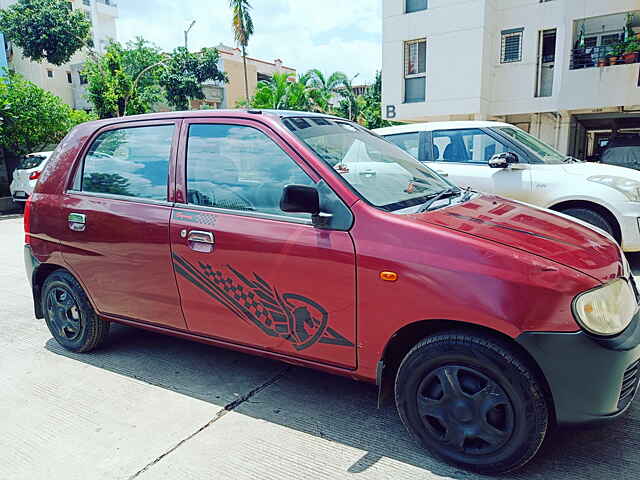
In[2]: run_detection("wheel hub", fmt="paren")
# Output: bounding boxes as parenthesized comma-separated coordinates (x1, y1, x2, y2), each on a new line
(416, 365, 515, 455)
(46, 287, 82, 341)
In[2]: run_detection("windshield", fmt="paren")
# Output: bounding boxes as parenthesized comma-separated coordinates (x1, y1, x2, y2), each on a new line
(18, 154, 48, 170)
(283, 117, 452, 212)
(497, 127, 565, 164)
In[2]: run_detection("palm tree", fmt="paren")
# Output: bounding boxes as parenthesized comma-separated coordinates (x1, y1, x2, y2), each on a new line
(302, 69, 348, 109)
(229, 0, 254, 102)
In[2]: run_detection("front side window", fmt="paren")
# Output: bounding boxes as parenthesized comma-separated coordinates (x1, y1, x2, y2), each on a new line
(406, 0, 427, 13)
(404, 39, 426, 103)
(501, 29, 523, 63)
(82, 125, 174, 200)
(186, 124, 314, 218)
(432, 129, 508, 164)
(497, 127, 565, 164)
(385, 132, 421, 159)
(284, 117, 450, 212)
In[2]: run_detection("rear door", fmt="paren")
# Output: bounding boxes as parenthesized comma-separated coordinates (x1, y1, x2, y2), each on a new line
(59, 120, 186, 330)
(170, 118, 357, 368)
(428, 128, 532, 199)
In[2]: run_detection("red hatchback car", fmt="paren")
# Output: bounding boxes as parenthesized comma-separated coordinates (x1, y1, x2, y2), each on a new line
(24, 110, 640, 473)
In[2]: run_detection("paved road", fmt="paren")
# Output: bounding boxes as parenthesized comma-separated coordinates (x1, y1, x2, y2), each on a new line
(1, 215, 639, 479)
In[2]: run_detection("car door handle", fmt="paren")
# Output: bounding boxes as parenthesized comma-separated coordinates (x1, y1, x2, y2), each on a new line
(435, 170, 449, 177)
(188, 230, 215, 244)
(68, 213, 86, 232)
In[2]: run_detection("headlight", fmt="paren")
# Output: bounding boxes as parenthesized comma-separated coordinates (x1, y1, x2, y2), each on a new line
(588, 175, 640, 202)
(573, 278, 637, 336)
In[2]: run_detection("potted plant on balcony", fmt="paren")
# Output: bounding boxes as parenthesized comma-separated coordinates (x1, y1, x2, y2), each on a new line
(622, 40, 640, 64)
(608, 42, 625, 65)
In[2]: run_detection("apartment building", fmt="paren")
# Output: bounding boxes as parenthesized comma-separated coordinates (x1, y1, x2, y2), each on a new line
(1, 0, 118, 109)
(382, 0, 640, 158)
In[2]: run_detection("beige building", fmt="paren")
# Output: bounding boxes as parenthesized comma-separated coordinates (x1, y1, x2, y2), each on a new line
(213, 44, 296, 108)
(383, 0, 640, 159)
(1, 0, 118, 109)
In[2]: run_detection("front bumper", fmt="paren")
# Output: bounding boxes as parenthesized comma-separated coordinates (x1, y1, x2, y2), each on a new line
(517, 313, 640, 425)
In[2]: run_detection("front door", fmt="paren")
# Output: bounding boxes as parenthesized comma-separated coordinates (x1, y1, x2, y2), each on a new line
(170, 119, 357, 368)
(59, 121, 186, 329)
(427, 128, 532, 201)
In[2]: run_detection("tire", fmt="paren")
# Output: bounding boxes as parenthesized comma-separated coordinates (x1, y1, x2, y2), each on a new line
(395, 331, 548, 474)
(42, 270, 110, 353)
(561, 207, 615, 239)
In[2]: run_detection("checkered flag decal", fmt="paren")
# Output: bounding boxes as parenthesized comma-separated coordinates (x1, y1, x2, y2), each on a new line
(172, 254, 354, 350)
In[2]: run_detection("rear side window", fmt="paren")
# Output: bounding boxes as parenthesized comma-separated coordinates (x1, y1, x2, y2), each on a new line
(81, 125, 174, 201)
(385, 132, 421, 159)
(186, 124, 314, 218)
(18, 155, 48, 170)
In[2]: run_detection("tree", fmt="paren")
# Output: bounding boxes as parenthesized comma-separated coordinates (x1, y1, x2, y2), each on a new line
(159, 47, 227, 111)
(229, 0, 255, 102)
(249, 73, 325, 111)
(302, 69, 348, 110)
(359, 71, 395, 129)
(0, 0, 92, 65)
(83, 40, 164, 118)
(0, 71, 94, 181)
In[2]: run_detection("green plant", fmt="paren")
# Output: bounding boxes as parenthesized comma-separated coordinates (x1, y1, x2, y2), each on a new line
(0, 70, 92, 181)
(610, 42, 625, 57)
(0, 0, 92, 65)
(624, 40, 640, 54)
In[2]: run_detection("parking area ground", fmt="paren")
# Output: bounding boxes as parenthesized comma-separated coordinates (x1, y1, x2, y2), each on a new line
(1, 215, 640, 480)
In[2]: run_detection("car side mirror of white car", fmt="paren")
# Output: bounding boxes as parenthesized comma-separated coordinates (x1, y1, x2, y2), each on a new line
(489, 152, 519, 169)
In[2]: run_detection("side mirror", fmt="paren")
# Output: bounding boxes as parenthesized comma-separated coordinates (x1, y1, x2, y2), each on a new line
(280, 185, 320, 215)
(489, 152, 519, 169)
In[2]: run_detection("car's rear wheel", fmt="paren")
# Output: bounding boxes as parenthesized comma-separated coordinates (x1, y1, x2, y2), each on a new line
(42, 270, 110, 352)
(560, 207, 616, 240)
(395, 331, 548, 474)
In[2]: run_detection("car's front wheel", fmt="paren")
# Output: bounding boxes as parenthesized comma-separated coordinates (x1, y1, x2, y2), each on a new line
(42, 270, 110, 352)
(561, 207, 616, 240)
(395, 331, 548, 474)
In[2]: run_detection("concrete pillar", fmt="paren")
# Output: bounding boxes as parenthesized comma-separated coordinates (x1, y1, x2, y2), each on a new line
(556, 111, 572, 154)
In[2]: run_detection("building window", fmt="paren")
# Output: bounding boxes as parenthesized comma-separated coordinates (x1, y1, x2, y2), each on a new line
(406, 0, 427, 13)
(67, 72, 73, 84)
(404, 39, 426, 103)
(501, 28, 524, 63)
(47, 69, 54, 78)
(79, 74, 88, 85)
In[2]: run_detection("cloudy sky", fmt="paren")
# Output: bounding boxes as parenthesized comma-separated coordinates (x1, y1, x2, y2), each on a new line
(117, 0, 382, 84)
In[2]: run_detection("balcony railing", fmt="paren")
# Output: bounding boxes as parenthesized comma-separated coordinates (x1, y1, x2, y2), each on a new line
(570, 45, 639, 69)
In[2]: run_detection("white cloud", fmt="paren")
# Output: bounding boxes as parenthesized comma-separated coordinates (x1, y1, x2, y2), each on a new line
(116, 0, 381, 83)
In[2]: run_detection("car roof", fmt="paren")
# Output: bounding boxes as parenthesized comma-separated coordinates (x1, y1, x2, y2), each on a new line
(82, 109, 338, 128)
(605, 134, 640, 148)
(374, 121, 512, 135)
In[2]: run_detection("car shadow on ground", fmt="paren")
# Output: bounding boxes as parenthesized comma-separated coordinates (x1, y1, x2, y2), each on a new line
(46, 323, 640, 480)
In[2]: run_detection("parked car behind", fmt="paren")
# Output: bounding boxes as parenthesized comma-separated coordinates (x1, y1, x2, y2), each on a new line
(10, 151, 53, 202)
(25, 111, 640, 474)
(376, 122, 640, 251)
(600, 133, 640, 170)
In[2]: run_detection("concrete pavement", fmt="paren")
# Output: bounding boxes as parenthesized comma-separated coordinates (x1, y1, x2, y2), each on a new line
(1, 215, 639, 479)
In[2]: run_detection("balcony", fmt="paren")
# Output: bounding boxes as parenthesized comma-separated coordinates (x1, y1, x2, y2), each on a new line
(570, 45, 639, 69)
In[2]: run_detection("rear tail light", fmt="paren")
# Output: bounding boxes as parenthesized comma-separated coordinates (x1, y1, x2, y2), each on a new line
(24, 197, 32, 245)
(29, 171, 41, 180)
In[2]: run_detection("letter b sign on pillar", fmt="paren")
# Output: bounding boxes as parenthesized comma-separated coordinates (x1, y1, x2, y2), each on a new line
(386, 105, 396, 119)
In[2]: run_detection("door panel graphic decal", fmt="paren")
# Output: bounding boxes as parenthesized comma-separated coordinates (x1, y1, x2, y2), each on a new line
(172, 254, 354, 350)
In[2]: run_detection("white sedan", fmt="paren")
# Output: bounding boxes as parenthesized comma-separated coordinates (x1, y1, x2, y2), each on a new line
(10, 151, 53, 202)
(375, 121, 640, 251)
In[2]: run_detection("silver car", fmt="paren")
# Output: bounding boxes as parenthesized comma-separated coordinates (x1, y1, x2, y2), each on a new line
(10, 152, 53, 202)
